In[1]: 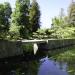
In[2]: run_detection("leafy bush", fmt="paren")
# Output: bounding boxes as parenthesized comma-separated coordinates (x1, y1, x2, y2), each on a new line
(9, 24, 21, 40)
(33, 29, 54, 39)
(51, 27, 75, 39)
(21, 43, 33, 53)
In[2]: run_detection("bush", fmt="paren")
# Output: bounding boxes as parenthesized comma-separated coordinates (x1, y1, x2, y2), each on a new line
(21, 43, 33, 53)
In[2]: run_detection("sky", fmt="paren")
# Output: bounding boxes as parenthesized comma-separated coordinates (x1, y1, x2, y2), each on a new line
(0, 0, 72, 28)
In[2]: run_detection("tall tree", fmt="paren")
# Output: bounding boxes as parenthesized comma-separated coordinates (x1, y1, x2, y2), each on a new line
(68, 1, 75, 26)
(0, 2, 12, 38)
(4, 2, 12, 30)
(29, 0, 40, 32)
(10, 0, 30, 39)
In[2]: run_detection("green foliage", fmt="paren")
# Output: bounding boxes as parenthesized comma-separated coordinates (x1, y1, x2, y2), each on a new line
(29, 0, 40, 32)
(33, 29, 46, 39)
(21, 43, 33, 53)
(48, 45, 75, 75)
(4, 2, 12, 19)
(50, 3, 75, 39)
(52, 16, 65, 28)
(33, 26, 75, 39)
(51, 27, 75, 39)
(49, 45, 75, 63)
(9, 24, 20, 40)
(0, 2, 12, 39)
(0, 0, 41, 40)
(33, 29, 54, 39)
(68, 2, 75, 26)
(10, 0, 30, 39)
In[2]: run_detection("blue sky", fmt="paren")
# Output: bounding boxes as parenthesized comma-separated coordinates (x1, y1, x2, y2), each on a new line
(0, 0, 71, 28)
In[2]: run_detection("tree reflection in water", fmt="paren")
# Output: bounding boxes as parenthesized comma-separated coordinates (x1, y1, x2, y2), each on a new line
(0, 46, 75, 75)
(0, 57, 75, 75)
(0, 59, 39, 75)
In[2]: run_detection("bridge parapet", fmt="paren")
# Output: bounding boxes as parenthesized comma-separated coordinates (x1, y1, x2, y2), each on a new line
(21, 39, 48, 44)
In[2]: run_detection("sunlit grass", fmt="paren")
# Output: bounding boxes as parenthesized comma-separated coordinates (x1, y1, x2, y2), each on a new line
(48, 46, 75, 62)
(48, 46, 75, 75)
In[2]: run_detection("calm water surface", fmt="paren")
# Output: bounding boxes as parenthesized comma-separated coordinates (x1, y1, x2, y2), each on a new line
(1, 45, 75, 75)
(0, 56, 75, 75)
(38, 57, 68, 75)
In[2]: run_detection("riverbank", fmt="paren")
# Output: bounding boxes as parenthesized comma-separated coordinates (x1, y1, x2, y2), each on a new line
(48, 45, 75, 63)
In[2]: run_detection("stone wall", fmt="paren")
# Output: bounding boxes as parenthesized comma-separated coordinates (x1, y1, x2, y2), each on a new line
(0, 40, 23, 58)
(0, 39, 75, 58)
(48, 39, 75, 50)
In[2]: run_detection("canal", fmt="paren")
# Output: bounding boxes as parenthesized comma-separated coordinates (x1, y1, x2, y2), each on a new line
(0, 46, 75, 75)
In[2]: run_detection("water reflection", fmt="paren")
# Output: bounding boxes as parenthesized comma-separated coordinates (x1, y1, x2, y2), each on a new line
(38, 57, 68, 75)
(0, 56, 75, 75)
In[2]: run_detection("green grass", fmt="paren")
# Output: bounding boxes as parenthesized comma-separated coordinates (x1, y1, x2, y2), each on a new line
(48, 45, 75, 62)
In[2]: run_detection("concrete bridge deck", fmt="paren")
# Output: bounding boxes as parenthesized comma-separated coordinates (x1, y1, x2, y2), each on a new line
(20, 39, 48, 43)
(20, 39, 48, 54)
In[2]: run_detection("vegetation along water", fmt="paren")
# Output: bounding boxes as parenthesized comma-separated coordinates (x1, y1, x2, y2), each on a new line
(0, 0, 75, 75)
(0, 45, 75, 75)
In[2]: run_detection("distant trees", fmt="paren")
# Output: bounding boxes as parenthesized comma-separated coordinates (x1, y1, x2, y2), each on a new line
(52, 17, 65, 28)
(52, 1, 75, 28)
(29, 0, 40, 32)
(48, 2, 75, 39)
(51, 8, 65, 28)
(68, 2, 75, 26)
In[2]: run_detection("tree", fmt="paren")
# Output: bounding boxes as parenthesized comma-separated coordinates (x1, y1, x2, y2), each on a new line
(68, 1, 75, 26)
(52, 16, 64, 28)
(4, 2, 12, 19)
(10, 0, 30, 39)
(4, 2, 12, 30)
(0, 2, 12, 38)
(29, 0, 40, 32)
(0, 4, 5, 37)
(51, 8, 65, 28)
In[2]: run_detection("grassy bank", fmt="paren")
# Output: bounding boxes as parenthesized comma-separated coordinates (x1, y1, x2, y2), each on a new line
(48, 45, 75, 63)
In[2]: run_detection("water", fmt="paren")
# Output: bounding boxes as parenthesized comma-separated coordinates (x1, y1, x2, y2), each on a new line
(38, 57, 68, 75)
(1, 46, 75, 75)
(0, 56, 75, 75)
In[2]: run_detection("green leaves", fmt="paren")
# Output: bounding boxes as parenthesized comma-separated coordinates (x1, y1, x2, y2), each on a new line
(52, 16, 65, 28)
(29, 0, 40, 32)
(10, 0, 30, 39)
(9, 24, 20, 40)
(68, 2, 75, 26)
(51, 27, 75, 39)
(0, 2, 12, 39)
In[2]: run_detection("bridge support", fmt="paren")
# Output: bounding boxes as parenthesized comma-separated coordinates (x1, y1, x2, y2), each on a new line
(33, 43, 38, 54)
(33, 42, 48, 54)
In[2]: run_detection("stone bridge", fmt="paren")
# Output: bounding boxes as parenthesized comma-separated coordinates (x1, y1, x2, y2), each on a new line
(0, 39, 75, 58)
(21, 39, 48, 54)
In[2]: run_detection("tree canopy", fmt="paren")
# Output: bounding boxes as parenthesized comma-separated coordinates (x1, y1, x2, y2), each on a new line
(10, 0, 30, 39)
(68, 2, 75, 26)
(0, 2, 12, 38)
(29, 0, 40, 32)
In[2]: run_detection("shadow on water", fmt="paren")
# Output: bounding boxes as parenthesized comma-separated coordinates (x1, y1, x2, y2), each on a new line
(0, 46, 75, 75)
(0, 56, 69, 75)
(0, 50, 46, 75)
